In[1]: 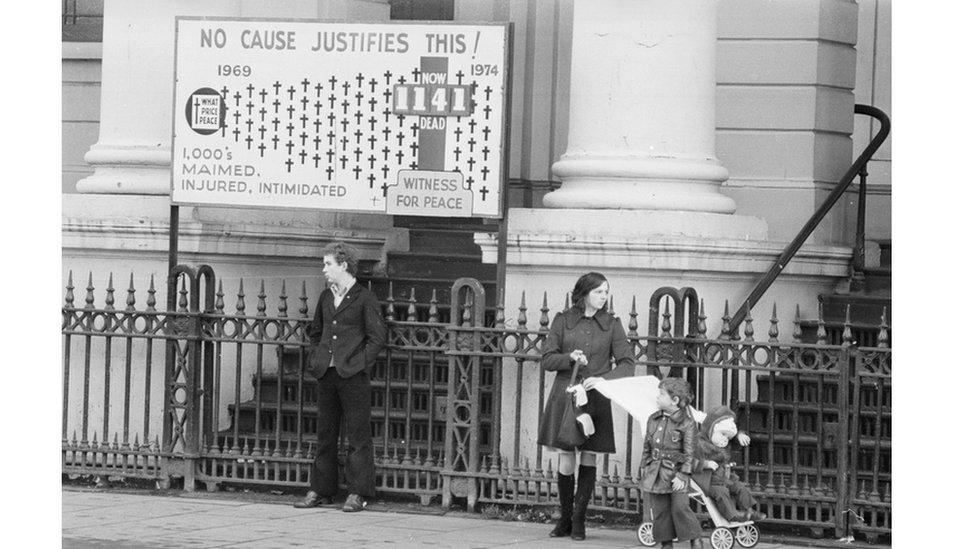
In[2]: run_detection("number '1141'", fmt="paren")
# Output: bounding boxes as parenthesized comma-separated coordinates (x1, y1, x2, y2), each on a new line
(392, 84, 473, 116)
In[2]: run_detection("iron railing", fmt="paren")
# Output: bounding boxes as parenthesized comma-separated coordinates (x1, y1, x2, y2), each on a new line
(729, 105, 891, 333)
(62, 268, 891, 542)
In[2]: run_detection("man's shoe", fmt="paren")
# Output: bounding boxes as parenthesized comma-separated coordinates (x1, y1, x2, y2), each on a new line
(342, 494, 367, 512)
(293, 491, 331, 509)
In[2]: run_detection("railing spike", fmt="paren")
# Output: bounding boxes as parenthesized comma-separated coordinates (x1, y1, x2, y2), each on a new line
(539, 291, 550, 331)
(842, 304, 853, 347)
(793, 304, 802, 341)
(720, 300, 731, 339)
(697, 299, 708, 338)
(878, 306, 889, 348)
(429, 288, 440, 323)
(385, 281, 395, 322)
(407, 286, 418, 322)
(105, 273, 115, 310)
(743, 301, 754, 342)
(215, 279, 225, 312)
(768, 302, 779, 343)
(816, 301, 827, 345)
(278, 279, 288, 317)
(517, 290, 527, 331)
(125, 273, 136, 311)
(178, 276, 189, 313)
(299, 280, 309, 318)
(256, 280, 267, 316)
(494, 287, 506, 328)
(145, 274, 156, 312)
(65, 271, 75, 307)
(85, 272, 95, 310)
(628, 296, 639, 337)
(236, 278, 246, 315)
(660, 298, 672, 337)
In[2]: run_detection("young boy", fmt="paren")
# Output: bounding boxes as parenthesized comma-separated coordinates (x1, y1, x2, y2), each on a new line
(641, 378, 703, 549)
(692, 406, 766, 522)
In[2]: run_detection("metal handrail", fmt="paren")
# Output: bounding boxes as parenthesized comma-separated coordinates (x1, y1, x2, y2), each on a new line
(728, 104, 890, 333)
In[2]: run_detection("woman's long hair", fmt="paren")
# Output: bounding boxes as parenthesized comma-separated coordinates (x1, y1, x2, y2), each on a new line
(570, 271, 610, 313)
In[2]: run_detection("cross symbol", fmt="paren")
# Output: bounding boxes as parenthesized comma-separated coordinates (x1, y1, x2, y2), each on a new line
(382, 107, 392, 123)
(397, 114, 405, 127)
(259, 89, 267, 102)
(352, 165, 362, 179)
(245, 135, 253, 149)
(299, 149, 307, 164)
(314, 82, 323, 97)
(368, 78, 377, 93)
(397, 75, 406, 85)
(246, 102, 254, 116)
(341, 100, 349, 114)
(471, 81, 479, 94)
(354, 91, 363, 106)
(328, 76, 337, 90)
(482, 126, 491, 140)
(232, 127, 241, 141)
(484, 86, 493, 101)
(326, 150, 335, 163)
(354, 148, 362, 162)
(354, 111, 363, 125)
(299, 132, 308, 146)
(327, 131, 335, 145)
(285, 157, 293, 172)
(482, 146, 491, 161)
(245, 119, 253, 133)
(327, 113, 336, 127)
(287, 86, 296, 100)
(411, 67, 422, 81)
(355, 73, 365, 87)
(286, 122, 294, 137)
(454, 147, 462, 162)
(272, 135, 280, 149)
(273, 81, 282, 95)
(312, 153, 321, 167)
(342, 81, 350, 95)
(481, 165, 490, 181)
(395, 150, 404, 164)
(381, 165, 389, 178)
(382, 127, 391, 141)
(381, 181, 390, 197)
(483, 104, 493, 120)
(366, 172, 377, 189)
(468, 138, 477, 152)
(233, 91, 242, 106)
(300, 96, 309, 110)
(381, 146, 390, 161)
(301, 78, 310, 93)
(367, 135, 377, 149)
(371, 196, 381, 206)
(479, 186, 489, 200)
(468, 119, 478, 133)
(328, 95, 336, 109)
(383, 89, 392, 103)
(456, 70, 465, 85)
(409, 142, 419, 156)
(396, 132, 405, 146)
(220, 86, 228, 98)
(287, 105, 295, 118)
(272, 118, 280, 132)
(368, 97, 377, 112)
(246, 83, 254, 97)
(233, 112, 241, 125)
(300, 113, 308, 128)
(314, 101, 322, 116)
(340, 118, 349, 132)
(313, 135, 321, 149)
(326, 165, 334, 179)
(410, 123, 419, 138)
(340, 135, 348, 150)
(286, 141, 294, 155)
(467, 157, 476, 170)
(409, 161, 418, 169)
(368, 116, 377, 131)
(272, 98, 281, 113)
(339, 155, 348, 169)
(383, 70, 392, 85)
(259, 107, 267, 121)
(313, 119, 322, 133)
(466, 176, 474, 188)
(454, 127, 463, 141)
(258, 142, 266, 157)
(367, 154, 376, 169)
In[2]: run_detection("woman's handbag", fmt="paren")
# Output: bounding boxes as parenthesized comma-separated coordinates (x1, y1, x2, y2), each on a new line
(553, 360, 588, 449)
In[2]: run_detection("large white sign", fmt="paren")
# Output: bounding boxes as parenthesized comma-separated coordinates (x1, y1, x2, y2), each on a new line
(171, 18, 509, 218)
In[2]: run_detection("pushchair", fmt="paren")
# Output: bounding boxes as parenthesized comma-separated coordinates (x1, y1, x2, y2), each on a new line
(590, 376, 762, 549)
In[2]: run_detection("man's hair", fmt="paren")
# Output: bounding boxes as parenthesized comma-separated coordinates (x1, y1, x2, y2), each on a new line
(659, 378, 694, 408)
(323, 242, 359, 275)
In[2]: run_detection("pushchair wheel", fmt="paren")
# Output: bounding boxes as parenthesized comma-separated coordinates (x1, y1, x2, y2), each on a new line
(709, 527, 734, 549)
(636, 521, 656, 546)
(734, 524, 760, 548)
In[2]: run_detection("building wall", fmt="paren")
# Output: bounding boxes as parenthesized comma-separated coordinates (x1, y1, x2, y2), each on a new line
(62, 43, 102, 195)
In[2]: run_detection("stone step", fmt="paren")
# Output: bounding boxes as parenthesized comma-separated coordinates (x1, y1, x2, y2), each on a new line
(407, 227, 485, 255)
(820, 294, 891, 325)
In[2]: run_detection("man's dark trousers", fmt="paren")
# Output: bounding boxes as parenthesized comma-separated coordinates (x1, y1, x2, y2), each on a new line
(310, 368, 375, 498)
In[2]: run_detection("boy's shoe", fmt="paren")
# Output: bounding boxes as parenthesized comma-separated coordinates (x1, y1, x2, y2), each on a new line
(342, 494, 367, 512)
(689, 539, 704, 549)
(748, 509, 766, 521)
(293, 491, 333, 508)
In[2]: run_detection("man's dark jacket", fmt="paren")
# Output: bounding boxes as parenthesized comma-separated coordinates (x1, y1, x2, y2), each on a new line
(306, 282, 387, 379)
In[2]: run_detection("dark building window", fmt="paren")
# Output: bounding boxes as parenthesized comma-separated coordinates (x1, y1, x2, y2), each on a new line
(62, 0, 104, 42)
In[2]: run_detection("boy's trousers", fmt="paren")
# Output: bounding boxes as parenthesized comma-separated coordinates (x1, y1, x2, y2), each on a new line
(648, 491, 703, 542)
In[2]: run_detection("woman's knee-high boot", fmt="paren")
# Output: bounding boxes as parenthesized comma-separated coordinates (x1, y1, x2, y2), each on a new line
(571, 466, 597, 540)
(549, 473, 575, 537)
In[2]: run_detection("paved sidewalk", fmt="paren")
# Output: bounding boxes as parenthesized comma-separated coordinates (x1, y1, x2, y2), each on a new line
(61, 488, 858, 549)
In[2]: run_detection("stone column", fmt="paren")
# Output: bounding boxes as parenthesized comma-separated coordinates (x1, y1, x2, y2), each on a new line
(545, 0, 734, 214)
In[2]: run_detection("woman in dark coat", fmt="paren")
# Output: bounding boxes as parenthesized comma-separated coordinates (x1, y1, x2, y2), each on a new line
(539, 272, 636, 541)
